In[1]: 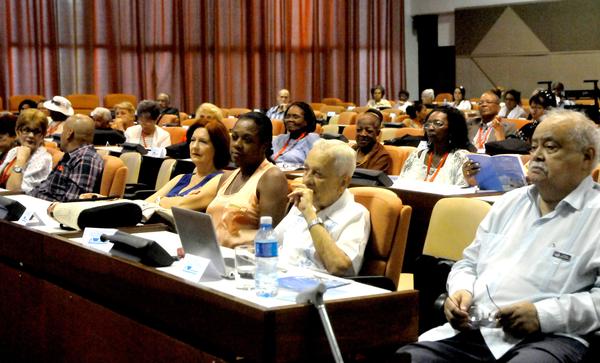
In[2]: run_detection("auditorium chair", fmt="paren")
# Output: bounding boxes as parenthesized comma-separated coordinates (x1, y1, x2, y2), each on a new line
(222, 117, 238, 131)
(383, 145, 416, 175)
(158, 114, 180, 127)
(67, 94, 100, 115)
(119, 152, 142, 184)
(504, 118, 532, 132)
(181, 117, 197, 127)
(341, 124, 356, 141)
(227, 108, 251, 118)
(272, 119, 285, 136)
(162, 126, 187, 144)
(321, 97, 343, 106)
(0, 96, 3, 111)
(380, 127, 424, 142)
(124, 158, 177, 200)
(349, 187, 412, 290)
(593, 165, 600, 182)
(434, 93, 453, 103)
(100, 155, 128, 198)
(408, 197, 491, 332)
(104, 93, 137, 109)
(320, 105, 345, 115)
(336, 111, 357, 126)
(179, 112, 189, 122)
(339, 101, 356, 109)
(319, 124, 338, 135)
(9, 95, 45, 113)
(352, 106, 370, 113)
(310, 102, 325, 112)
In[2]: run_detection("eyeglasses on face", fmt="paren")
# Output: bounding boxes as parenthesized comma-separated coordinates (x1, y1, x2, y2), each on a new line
(423, 119, 446, 128)
(18, 127, 43, 135)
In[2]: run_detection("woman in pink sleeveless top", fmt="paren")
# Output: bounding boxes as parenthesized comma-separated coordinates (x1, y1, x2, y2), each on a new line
(206, 112, 289, 248)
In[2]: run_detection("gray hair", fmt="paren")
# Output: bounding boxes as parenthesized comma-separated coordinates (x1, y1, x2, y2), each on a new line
(90, 107, 112, 122)
(421, 88, 435, 101)
(311, 139, 356, 178)
(544, 109, 600, 164)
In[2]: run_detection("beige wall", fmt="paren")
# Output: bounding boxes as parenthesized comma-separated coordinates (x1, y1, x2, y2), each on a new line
(455, 0, 600, 98)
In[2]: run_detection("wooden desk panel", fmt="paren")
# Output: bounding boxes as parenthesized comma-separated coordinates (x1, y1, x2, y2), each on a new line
(0, 220, 418, 362)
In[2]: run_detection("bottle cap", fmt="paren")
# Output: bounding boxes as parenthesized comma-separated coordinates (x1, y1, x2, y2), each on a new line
(260, 216, 273, 225)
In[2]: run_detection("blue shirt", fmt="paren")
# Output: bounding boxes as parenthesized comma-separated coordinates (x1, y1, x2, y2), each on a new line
(272, 133, 320, 165)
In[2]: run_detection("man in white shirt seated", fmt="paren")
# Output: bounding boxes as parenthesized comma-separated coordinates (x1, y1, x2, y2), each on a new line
(265, 89, 290, 120)
(124, 100, 171, 149)
(397, 109, 600, 362)
(275, 139, 370, 277)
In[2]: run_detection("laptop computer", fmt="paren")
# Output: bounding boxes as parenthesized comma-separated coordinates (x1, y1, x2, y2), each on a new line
(171, 207, 235, 280)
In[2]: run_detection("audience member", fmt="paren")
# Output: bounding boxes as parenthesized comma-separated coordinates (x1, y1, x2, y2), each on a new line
(146, 120, 230, 210)
(366, 84, 392, 109)
(44, 96, 74, 135)
(0, 112, 18, 164)
(394, 89, 412, 113)
(498, 89, 527, 119)
(516, 90, 556, 144)
(403, 101, 427, 129)
(272, 101, 320, 165)
(421, 89, 435, 105)
(452, 86, 472, 111)
(18, 99, 38, 113)
(206, 112, 288, 247)
(31, 114, 104, 202)
(124, 100, 171, 148)
(468, 90, 517, 151)
(0, 109, 52, 192)
(112, 101, 136, 132)
(276, 139, 370, 276)
(552, 81, 574, 108)
(397, 109, 600, 362)
(266, 89, 290, 120)
(399, 106, 471, 186)
(194, 102, 224, 123)
(156, 92, 180, 125)
(353, 109, 391, 174)
(90, 107, 125, 145)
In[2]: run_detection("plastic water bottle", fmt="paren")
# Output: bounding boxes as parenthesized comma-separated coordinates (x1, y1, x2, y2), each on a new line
(254, 216, 279, 297)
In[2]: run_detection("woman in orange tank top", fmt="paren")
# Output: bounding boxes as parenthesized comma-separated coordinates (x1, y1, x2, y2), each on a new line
(206, 112, 289, 248)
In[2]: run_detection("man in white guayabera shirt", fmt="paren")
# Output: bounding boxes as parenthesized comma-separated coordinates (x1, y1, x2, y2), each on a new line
(397, 109, 600, 362)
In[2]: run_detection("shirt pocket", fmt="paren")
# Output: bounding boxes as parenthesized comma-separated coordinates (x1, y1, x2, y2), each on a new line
(528, 246, 577, 293)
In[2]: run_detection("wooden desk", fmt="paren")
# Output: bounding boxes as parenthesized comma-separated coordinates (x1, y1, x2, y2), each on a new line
(0, 220, 418, 362)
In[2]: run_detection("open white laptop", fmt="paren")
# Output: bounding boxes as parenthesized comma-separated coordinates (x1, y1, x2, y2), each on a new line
(171, 207, 235, 280)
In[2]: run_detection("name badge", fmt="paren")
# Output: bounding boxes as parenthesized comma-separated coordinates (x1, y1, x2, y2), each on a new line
(552, 250, 572, 262)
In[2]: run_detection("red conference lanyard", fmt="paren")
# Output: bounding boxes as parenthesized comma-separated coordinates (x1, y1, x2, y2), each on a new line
(424, 152, 449, 182)
(273, 132, 306, 161)
(475, 127, 493, 149)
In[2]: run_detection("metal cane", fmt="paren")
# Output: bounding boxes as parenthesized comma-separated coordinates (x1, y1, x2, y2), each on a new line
(296, 283, 344, 363)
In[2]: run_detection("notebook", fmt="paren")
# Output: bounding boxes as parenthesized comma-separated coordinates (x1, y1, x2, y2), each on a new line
(171, 207, 235, 280)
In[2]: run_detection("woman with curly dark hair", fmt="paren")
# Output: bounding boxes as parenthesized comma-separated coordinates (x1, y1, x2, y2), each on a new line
(399, 106, 471, 186)
(272, 101, 320, 165)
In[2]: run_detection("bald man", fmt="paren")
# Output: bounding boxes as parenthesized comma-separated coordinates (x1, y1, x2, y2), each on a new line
(266, 89, 290, 120)
(29, 114, 104, 202)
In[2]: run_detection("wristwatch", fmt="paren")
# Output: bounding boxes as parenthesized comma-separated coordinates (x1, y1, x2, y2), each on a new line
(12, 166, 23, 174)
(307, 217, 324, 230)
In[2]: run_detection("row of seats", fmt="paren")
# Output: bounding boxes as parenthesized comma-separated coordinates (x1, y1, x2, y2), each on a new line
(0, 94, 138, 114)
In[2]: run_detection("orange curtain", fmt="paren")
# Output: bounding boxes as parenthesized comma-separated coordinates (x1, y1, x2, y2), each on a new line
(0, 0, 405, 112)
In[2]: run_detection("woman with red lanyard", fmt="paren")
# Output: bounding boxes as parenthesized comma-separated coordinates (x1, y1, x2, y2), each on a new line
(399, 106, 471, 186)
(271, 101, 320, 167)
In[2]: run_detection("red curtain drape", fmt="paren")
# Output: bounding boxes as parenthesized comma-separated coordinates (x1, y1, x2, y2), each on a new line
(0, 0, 405, 112)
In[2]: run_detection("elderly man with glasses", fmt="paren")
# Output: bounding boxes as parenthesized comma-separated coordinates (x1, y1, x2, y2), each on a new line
(468, 90, 517, 153)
